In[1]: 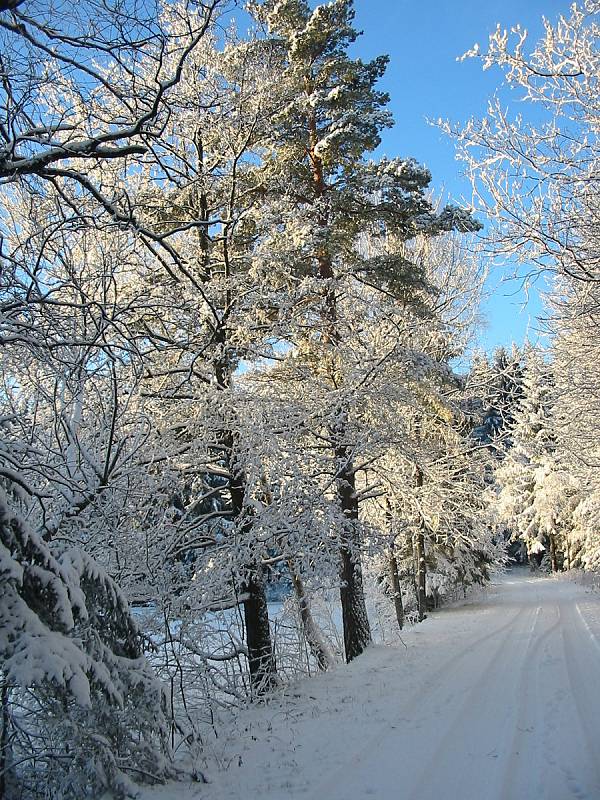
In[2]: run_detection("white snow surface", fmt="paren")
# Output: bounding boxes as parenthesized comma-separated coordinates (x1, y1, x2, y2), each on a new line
(142, 570, 600, 800)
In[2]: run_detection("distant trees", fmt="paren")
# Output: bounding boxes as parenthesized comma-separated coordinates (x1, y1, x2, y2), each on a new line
(466, 345, 524, 447)
(452, 1, 600, 574)
(494, 349, 557, 567)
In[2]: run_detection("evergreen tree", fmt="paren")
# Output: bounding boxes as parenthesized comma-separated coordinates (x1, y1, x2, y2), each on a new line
(248, 0, 480, 661)
(0, 484, 170, 798)
(485, 346, 524, 443)
(495, 348, 562, 568)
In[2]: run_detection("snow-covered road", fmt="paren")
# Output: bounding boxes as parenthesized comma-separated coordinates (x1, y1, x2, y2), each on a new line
(146, 571, 600, 800)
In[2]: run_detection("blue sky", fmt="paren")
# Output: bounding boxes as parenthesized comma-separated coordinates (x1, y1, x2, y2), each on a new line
(349, 0, 568, 353)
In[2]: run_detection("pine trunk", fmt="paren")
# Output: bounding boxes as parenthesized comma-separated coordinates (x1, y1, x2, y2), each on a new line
(339, 545, 371, 661)
(305, 107, 371, 663)
(389, 551, 405, 631)
(414, 466, 427, 622)
(337, 449, 371, 661)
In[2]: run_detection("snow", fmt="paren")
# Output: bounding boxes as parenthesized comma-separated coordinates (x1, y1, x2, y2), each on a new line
(140, 569, 600, 800)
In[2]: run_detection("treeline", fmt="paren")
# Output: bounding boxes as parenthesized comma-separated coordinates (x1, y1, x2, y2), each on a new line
(450, 3, 600, 576)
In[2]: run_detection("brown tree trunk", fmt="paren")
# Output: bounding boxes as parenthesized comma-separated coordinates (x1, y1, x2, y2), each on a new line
(414, 466, 427, 622)
(389, 551, 405, 631)
(304, 103, 371, 662)
(337, 445, 371, 661)
(216, 353, 277, 696)
(339, 545, 371, 660)
(242, 571, 278, 693)
(230, 480, 277, 695)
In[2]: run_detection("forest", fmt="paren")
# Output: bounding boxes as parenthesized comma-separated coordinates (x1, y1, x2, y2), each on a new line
(0, 0, 599, 797)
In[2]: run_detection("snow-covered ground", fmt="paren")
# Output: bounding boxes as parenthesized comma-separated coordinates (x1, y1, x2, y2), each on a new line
(142, 569, 600, 800)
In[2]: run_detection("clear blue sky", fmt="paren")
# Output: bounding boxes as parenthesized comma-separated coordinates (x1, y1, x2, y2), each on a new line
(349, 0, 568, 353)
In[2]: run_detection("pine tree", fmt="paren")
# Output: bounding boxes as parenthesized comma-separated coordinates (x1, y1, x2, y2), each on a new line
(486, 346, 524, 443)
(248, 0, 480, 661)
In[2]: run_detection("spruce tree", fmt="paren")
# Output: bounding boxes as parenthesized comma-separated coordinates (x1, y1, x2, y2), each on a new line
(0, 486, 170, 798)
(495, 348, 559, 568)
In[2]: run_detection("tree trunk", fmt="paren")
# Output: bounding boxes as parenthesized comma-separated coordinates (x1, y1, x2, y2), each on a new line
(414, 466, 427, 622)
(230, 501, 277, 696)
(337, 448, 371, 661)
(289, 568, 337, 671)
(414, 529, 427, 622)
(339, 544, 371, 661)
(216, 354, 277, 696)
(388, 551, 404, 631)
(305, 103, 371, 661)
(243, 571, 278, 694)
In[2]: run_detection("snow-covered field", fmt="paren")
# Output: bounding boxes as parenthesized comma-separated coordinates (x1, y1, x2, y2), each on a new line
(142, 569, 600, 800)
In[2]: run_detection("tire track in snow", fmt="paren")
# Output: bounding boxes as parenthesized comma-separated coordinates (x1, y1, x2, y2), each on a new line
(402, 602, 541, 800)
(310, 603, 534, 800)
(500, 603, 560, 800)
(555, 602, 600, 797)
(575, 602, 600, 657)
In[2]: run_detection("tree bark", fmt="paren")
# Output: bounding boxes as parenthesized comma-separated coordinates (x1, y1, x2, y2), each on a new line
(414, 466, 427, 622)
(388, 551, 405, 631)
(242, 571, 278, 693)
(304, 102, 371, 662)
(337, 444, 371, 661)
(289, 568, 337, 671)
(339, 545, 371, 661)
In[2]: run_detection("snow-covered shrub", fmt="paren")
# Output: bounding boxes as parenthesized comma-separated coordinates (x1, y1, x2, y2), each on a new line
(0, 489, 171, 799)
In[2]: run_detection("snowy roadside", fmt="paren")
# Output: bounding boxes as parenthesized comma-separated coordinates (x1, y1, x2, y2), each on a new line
(558, 567, 600, 593)
(138, 577, 496, 800)
(137, 571, 600, 800)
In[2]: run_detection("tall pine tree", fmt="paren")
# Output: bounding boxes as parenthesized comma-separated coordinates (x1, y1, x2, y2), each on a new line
(248, 0, 480, 660)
